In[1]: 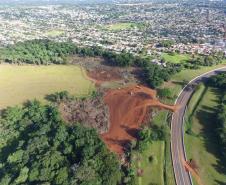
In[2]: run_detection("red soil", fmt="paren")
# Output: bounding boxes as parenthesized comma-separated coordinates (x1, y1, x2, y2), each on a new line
(87, 68, 122, 83)
(101, 85, 177, 154)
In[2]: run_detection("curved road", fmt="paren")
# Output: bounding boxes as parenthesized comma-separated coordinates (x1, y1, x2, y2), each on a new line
(171, 66, 226, 185)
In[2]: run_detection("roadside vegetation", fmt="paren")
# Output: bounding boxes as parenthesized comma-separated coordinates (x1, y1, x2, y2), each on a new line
(121, 110, 173, 185)
(184, 73, 226, 185)
(208, 73, 226, 161)
(162, 62, 226, 104)
(151, 111, 176, 185)
(152, 60, 226, 185)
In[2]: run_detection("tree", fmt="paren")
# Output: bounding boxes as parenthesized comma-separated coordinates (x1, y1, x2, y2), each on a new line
(137, 127, 152, 152)
(74, 163, 99, 185)
(0, 101, 121, 185)
(208, 73, 226, 159)
(157, 40, 175, 48)
(138, 127, 151, 142)
(15, 167, 29, 184)
(157, 88, 172, 98)
(45, 91, 74, 103)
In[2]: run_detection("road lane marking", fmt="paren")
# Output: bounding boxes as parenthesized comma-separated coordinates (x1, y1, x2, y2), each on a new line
(171, 67, 226, 185)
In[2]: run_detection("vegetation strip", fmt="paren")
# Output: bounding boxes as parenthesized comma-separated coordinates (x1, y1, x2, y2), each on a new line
(184, 73, 226, 185)
(186, 84, 207, 134)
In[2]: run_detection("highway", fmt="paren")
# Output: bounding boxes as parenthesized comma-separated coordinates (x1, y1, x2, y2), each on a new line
(171, 66, 226, 185)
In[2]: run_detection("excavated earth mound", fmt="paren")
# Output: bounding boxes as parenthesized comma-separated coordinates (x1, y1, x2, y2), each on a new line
(101, 85, 177, 154)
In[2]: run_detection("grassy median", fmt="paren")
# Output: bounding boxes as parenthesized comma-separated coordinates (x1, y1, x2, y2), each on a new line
(132, 110, 175, 185)
(185, 85, 226, 185)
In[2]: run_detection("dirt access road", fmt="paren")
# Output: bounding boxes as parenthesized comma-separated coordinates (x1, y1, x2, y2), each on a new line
(86, 68, 177, 154)
(171, 67, 226, 185)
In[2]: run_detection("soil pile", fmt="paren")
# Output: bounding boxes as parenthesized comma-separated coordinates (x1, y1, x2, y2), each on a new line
(101, 85, 177, 154)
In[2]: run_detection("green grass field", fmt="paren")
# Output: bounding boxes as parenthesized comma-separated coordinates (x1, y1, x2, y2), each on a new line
(187, 84, 206, 116)
(153, 111, 176, 185)
(132, 110, 175, 185)
(185, 86, 226, 185)
(132, 63, 226, 185)
(162, 53, 191, 64)
(155, 63, 226, 185)
(46, 30, 65, 37)
(0, 65, 95, 109)
(105, 23, 137, 31)
(136, 141, 165, 185)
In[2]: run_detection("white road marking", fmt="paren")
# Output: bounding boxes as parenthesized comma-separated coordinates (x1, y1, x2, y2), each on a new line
(171, 66, 226, 185)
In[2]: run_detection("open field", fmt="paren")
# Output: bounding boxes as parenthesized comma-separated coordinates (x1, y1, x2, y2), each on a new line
(131, 110, 175, 185)
(162, 53, 191, 64)
(186, 83, 206, 116)
(0, 65, 94, 109)
(133, 141, 165, 185)
(153, 110, 176, 185)
(185, 86, 226, 185)
(105, 22, 137, 31)
(45, 30, 65, 37)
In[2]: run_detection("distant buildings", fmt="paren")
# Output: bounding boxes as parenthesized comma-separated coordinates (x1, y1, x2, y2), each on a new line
(0, 1, 226, 57)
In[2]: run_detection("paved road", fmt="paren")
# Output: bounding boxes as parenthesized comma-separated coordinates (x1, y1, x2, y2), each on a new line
(171, 67, 226, 185)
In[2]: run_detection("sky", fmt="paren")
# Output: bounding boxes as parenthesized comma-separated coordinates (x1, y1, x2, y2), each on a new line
(0, 0, 159, 5)
(0, 0, 112, 4)
(0, 0, 220, 5)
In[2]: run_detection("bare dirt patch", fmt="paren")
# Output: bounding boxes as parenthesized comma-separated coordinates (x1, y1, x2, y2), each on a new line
(69, 55, 177, 154)
(87, 68, 122, 83)
(71, 55, 139, 85)
(101, 85, 177, 154)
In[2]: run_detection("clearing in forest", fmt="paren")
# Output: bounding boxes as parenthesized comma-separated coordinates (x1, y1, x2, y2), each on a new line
(87, 68, 122, 83)
(162, 53, 191, 64)
(101, 85, 177, 154)
(105, 22, 138, 31)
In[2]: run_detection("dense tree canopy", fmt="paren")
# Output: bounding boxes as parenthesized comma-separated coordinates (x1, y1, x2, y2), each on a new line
(0, 40, 78, 64)
(189, 52, 225, 67)
(0, 39, 182, 88)
(157, 40, 175, 48)
(208, 73, 226, 159)
(0, 40, 135, 66)
(143, 63, 181, 88)
(0, 100, 121, 185)
(208, 72, 226, 89)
